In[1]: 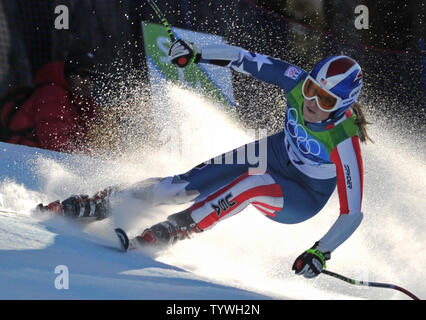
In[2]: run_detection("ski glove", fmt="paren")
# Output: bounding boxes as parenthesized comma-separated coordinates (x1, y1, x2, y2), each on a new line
(292, 242, 330, 278)
(168, 39, 199, 68)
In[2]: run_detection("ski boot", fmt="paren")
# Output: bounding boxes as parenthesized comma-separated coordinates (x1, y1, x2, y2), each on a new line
(129, 209, 202, 250)
(35, 188, 112, 220)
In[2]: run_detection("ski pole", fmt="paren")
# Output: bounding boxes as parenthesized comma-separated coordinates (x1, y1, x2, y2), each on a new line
(147, 0, 177, 42)
(322, 269, 420, 300)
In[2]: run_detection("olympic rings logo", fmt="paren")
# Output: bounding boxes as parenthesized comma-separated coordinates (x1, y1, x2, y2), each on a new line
(285, 108, 321, 156)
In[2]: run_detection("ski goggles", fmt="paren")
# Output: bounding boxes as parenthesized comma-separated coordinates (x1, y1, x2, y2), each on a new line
(302, 75, 343, 112)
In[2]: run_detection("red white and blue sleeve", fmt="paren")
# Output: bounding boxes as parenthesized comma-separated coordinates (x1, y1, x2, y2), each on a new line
(316, 136, 364, 253)
(196, 44, 306, 92)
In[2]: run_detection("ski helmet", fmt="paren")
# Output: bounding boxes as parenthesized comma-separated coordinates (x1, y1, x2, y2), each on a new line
(308, 55, 363, 116)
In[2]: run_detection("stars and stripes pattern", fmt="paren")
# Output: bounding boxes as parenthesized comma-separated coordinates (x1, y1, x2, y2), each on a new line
(189, 172, 284, 230)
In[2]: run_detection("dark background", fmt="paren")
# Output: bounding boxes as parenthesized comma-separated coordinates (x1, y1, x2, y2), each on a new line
(0, 0, 424, 135)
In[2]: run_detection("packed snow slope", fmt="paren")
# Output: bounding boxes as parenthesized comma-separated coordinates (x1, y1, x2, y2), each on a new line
(0, 86, 424, 300)
(0, 142, 269, 299)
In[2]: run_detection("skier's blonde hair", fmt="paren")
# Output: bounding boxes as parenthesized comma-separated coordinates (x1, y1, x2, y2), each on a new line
(352, 102, 373, 143)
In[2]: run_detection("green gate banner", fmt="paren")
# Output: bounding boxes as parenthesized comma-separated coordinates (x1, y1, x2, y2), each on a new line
(142, 22, 235, 108)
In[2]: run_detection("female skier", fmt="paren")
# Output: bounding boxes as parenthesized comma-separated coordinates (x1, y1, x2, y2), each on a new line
(40, 39, 370, 279)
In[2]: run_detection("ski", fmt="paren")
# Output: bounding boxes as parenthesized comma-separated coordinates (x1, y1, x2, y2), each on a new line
(115, 228, 130, 252)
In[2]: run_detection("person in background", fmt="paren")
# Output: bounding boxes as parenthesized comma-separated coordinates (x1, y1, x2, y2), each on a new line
(0, 49, 100, 153)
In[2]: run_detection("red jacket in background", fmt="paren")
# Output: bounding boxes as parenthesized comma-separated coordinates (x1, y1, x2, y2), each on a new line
(1, 61, 99, 153)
